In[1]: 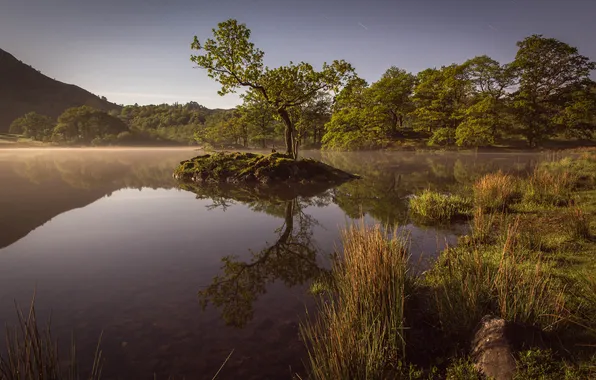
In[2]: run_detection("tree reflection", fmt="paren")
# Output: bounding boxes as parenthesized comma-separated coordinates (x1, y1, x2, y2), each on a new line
(181, 182, 331, 327)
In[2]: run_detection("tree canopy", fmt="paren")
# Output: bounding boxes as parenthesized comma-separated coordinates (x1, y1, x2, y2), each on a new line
(190, 19, 355, 158)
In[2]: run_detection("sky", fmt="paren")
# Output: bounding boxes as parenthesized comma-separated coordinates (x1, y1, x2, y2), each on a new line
(1, 0, 595, 108)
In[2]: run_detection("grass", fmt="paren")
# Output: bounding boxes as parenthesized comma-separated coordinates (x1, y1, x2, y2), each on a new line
(426, 219, 566, 341)
(473, 171, 519, 212)
(0, 298, 234, 380)
(0, 298, 103, 380)
(302, 153, 596, 378)
(521, 169, 577, 207)
(300, 223, 413, 379)
(409, 190, 471, 224)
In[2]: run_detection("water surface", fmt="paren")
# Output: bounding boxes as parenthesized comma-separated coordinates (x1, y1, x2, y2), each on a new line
(0, 148, 541, 379)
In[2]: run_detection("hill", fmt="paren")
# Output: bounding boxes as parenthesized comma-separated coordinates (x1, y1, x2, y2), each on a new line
(0, 48, 121, 132)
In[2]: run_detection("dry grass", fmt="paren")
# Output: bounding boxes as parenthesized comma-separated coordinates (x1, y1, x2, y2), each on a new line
(0, 299, 103, 380)
(522, 169, 577, 207)
(300, 223, 413, 379)
(564, 207, 592, 241)
(426, 219, 566, 339)
(473, 171, 518, 212)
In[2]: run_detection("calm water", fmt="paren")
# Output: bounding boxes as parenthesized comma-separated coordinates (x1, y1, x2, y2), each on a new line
(0, 148, 542, 379)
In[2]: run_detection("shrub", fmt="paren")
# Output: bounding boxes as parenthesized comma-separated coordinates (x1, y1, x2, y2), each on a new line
(300, 224, 413, 379)
(409, 190, 471, 223)
(473, 171, 518, 212)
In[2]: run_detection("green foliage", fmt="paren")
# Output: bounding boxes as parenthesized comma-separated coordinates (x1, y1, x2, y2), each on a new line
(53, 106, 127, 144)
(409, 190, 471, 223)
(510, 35, 596, 147)
(514, 349, 596, 379)
(412, 65, 469, 135)
(190, 19, 354, 158)
(8, 112, 55, 141)
(367, 66, 417, 137)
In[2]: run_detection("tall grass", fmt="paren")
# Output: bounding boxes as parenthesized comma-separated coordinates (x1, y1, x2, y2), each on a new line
(300, 224, 413, 379)
(539, 152, 596, 188)
(426, 219, 566, 340)
(473, 171, 518, 212)
(0, 299, 103, 380)
(564, 207, 591, 241)
(409, 190, 471, 224)
(522, 169, 576, 207)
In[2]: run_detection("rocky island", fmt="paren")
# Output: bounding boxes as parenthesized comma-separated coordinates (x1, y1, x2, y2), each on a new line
(173, 152, 359, 188)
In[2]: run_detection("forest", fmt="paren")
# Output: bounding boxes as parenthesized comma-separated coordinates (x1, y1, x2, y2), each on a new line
(7, 30, 596, 151)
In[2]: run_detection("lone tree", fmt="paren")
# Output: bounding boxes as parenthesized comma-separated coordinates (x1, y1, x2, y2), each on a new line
(190, 19, 354, 158)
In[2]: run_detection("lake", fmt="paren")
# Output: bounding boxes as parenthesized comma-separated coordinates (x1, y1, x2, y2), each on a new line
(0, 148, 543, 379)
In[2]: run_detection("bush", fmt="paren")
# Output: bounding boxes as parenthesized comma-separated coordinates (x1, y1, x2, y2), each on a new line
(473, 171, 519, 212)
(409, 190, 471, 223)
(300, 224, 413, 380)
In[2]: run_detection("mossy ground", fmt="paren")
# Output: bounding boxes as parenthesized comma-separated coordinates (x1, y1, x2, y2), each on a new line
(173, 152, 358, 185)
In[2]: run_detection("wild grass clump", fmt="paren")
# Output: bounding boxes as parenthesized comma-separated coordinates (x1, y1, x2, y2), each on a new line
(564, 207, 592, 241)
(300, 224, 414, 379)
(0, 299, 103, 380)
(473, 171, 519, 212)
(426, 220, 566, 340)
(522, 169, 577, 207)
(467, 207, 506, 245)
(540, 153, 596, 188)
(409, 190, 471, 224)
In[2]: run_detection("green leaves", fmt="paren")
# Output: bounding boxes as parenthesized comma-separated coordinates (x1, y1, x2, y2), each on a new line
(510, 35, 596, 146)
(9, 112, 55, 141)
(191, 19, 355, 156)
(191, 19, 265, 96)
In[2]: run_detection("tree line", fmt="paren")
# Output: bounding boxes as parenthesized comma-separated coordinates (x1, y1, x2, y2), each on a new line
(9, 20, 596, 151)
(191, 20, 596, 153)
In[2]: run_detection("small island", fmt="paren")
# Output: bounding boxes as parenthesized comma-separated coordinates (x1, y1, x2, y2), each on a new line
(173, 151, 359, 187)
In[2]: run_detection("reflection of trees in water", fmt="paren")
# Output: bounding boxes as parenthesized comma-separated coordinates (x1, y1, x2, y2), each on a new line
(3, 151, 183, 190)
(320, 151, 540, 226)
(182, 183, 332, 328)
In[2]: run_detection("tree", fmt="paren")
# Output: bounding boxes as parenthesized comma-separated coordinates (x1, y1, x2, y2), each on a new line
(322, 78, 387, 150)
(294, 92, 332, 147)
(367, 67, 417, 137)
(238, 94, 278, 148)
(53, 106, 127, 143)
(9, 112, 55, 140)
(554, 81, 596, 139)
(190, 19, 355, 158)
(510, 35, 596, 147)
(456, 56, 516, 147)
(411, 65, 471, 145)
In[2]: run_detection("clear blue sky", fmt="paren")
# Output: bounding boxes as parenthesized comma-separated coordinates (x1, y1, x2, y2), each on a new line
(1, 0, 595, 108)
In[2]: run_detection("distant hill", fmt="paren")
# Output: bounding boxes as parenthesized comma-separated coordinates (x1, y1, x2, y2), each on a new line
(0, 48, 121, 132)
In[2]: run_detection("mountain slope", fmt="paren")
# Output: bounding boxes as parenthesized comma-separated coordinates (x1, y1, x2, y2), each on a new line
(0, 48, 121, 132)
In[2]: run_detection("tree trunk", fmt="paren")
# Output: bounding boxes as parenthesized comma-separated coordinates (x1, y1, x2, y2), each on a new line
(277, 108, 297, 159)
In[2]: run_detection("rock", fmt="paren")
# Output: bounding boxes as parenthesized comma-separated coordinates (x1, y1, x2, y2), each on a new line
(471, 315, 517, 380)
